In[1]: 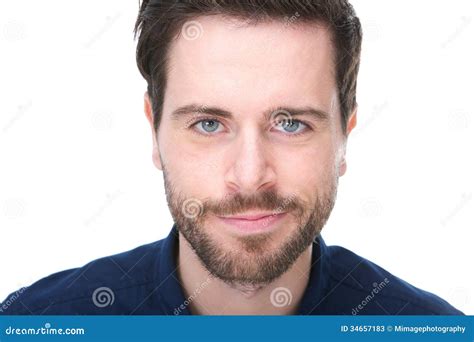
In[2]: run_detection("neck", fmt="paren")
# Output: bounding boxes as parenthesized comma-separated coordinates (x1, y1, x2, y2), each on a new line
(177, 233, 312, 315)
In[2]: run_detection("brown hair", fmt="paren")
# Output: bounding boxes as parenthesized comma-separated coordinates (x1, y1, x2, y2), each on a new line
(134, 0, 362, 134)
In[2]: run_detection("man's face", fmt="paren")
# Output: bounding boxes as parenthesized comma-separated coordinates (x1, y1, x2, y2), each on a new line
(146, 16, 354, 287)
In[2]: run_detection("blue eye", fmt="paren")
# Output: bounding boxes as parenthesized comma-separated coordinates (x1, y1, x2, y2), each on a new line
(195, 119, 222, 134)
(189, 117, 310, 137)
(274, 119, 308, 134)
(201, 120, 219, 132)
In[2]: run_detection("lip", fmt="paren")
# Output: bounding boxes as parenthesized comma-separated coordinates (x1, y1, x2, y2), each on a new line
(217, 212, 287, 234)
(220, 212, 278, 220)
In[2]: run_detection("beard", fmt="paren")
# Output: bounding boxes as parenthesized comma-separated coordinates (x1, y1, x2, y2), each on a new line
(162, 165, 338, 288)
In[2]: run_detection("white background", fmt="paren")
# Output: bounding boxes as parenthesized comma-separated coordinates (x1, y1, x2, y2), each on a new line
(0, 1, 473, 314)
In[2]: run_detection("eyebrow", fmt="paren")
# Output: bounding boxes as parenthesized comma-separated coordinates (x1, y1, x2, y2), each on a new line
(170, 104, 330, 122)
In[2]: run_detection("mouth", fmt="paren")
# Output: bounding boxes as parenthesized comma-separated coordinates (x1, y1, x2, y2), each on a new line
(217, 211, 288, 234)
(219, 212, 279, 220)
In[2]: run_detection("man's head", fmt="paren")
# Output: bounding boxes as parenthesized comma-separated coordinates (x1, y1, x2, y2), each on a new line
(135, 1, 361, 287)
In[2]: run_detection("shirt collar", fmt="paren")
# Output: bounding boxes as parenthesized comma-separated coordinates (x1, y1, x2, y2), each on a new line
(155, 224, 329, 315)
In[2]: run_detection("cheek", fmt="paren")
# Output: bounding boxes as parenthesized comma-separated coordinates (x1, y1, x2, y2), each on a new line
(160, 136, 225, 195)
(275, 144, 338, 208)
(280, 144, 337, 184)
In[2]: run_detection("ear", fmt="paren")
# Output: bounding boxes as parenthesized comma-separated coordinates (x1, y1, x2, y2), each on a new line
(346, 105, 357, 135)
(338, 106, 357, 177)
(144, 91, 163, 171)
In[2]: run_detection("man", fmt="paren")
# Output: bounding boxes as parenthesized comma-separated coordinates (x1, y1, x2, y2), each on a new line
(0, 0, 463, 315)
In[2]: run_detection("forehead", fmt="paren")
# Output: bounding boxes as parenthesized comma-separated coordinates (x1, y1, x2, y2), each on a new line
(165, 15, 338, 117)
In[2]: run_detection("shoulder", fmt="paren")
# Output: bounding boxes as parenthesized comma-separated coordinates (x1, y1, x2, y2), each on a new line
(0, 239, 164, 315)
(320, 243, 463, 315)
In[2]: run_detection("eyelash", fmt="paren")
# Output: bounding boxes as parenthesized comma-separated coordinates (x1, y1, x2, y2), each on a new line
(187, 116, 313, 138)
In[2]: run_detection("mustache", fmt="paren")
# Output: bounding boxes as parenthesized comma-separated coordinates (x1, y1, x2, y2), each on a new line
(199, 189, 304, 218)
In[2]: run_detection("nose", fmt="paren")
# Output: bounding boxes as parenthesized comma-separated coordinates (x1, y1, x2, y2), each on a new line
(224, 126, 277, 194)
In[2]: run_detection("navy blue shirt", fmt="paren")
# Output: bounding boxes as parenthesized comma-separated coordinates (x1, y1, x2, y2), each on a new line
(0, 225, 463, 315)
